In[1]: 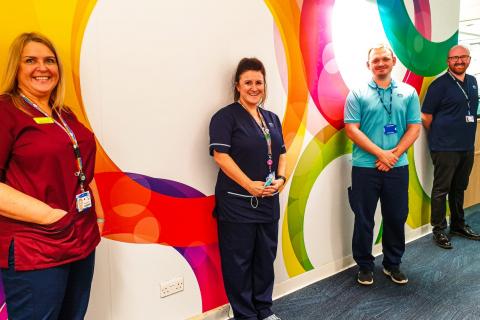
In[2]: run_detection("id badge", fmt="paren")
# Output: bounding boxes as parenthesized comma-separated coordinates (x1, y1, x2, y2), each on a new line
(466, 115, 475, 123)
(264, 172, 275, 187)
(384, 124, 397, 135)
(76, 191, 92, 212)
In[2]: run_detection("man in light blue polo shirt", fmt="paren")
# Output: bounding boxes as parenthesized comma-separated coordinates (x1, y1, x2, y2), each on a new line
(344, 44, 421, 286)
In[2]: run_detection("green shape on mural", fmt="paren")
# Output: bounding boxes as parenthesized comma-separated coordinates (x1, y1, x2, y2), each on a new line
(287, 126, 352, 271)
(375, 220, 383, 245)
(406, 147, 432, 228)
(377, 0, 458, 76)
(287, 130, 434, 271)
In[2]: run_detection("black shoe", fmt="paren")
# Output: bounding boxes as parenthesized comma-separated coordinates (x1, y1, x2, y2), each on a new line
(383, 267, 408, 284)
(433, 231, 453, 249)
(450, 225, 480, 240)
(357, 269, 373, 285)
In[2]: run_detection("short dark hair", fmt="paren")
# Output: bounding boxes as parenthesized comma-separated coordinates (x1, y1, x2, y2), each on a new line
(233, 57, 267, 103)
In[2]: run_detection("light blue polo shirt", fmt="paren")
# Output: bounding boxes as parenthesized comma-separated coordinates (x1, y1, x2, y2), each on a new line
(344, 79, 421, 168)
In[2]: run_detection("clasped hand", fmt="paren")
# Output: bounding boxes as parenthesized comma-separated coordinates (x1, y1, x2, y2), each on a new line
(248, 179, 285, 197)
(375, 148, 398, 172)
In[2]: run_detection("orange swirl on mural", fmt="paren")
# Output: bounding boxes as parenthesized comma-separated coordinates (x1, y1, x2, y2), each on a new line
(0, 1, 227, 311)
(264, 0, 311, 276)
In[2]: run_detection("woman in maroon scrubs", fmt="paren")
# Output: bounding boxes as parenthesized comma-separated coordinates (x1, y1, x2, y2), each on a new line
(0, 32, 100, 319)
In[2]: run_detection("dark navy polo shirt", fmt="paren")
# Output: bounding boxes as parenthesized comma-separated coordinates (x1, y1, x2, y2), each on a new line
(422, 72, 479, 151)
(209, 102, 286, 223)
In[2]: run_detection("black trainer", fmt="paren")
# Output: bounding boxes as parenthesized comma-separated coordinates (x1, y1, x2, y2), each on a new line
(262, 315, 282, 320)
(357, 269, 373, 285)
(383, 267, 408, 284)
(433, 231, 453, 249)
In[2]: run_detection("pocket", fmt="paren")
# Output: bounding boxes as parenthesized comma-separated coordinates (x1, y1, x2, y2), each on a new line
(34, 212, 76, 238)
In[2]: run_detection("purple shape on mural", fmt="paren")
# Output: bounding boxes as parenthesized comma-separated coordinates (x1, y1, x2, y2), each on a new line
(126, 172, 205, 198)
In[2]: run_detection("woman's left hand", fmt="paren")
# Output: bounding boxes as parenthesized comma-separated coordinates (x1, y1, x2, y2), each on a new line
(262, 179, 285, 197)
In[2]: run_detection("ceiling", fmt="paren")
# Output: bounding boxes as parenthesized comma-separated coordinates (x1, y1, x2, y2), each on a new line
(459, 0, 480, 77)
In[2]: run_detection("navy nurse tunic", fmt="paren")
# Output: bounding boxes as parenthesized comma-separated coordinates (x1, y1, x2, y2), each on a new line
(209, 102, 286, 223)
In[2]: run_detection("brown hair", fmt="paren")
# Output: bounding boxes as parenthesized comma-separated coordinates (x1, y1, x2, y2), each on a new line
(233, 57, 267, 104)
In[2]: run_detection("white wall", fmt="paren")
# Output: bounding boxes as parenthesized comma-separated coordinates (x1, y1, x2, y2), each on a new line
(80, 1, 461, 319)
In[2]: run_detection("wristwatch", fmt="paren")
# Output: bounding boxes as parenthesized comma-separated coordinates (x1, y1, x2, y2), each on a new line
(277, 175, 287, 184)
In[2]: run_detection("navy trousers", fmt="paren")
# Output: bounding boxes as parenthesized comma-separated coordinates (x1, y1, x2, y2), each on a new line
(348, 166, 409, 271)
(1, 242, 95, 320)
(218, 221, 278, 320)
(430, 151, 474, 232)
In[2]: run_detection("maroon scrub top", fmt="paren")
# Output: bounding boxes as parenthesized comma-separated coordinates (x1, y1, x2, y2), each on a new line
(0, 95, 100, 271)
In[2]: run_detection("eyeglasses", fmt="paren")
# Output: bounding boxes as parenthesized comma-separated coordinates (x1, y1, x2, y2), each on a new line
(448, 55, 471, 62)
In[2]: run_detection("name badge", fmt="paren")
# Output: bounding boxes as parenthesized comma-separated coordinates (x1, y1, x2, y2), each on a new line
(466, 115, 475, 123)
(33, 117, 55, 124)
(264, 171, 275, 187)
(384, 124, 397, 135)
(76, 191, 92, 212)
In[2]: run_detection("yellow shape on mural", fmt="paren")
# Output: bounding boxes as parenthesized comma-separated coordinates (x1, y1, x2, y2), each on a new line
(0, 0, 97, 126)
(282, 208, 307, 276)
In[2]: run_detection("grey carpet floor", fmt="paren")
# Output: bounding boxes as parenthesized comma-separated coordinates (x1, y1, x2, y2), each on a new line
(273, 209, 480, 320)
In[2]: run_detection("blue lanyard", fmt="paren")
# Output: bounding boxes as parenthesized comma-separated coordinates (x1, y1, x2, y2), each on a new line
(375, 84, 393, 122)
(20, 94, 87, 191)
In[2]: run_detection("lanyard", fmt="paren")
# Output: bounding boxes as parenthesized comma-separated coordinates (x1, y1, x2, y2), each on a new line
(239, 102, 273, 173)
(375, 84, 393, 122)
(256, 108, 273, 173)
(20, 94, 87, 192)
(447, 71, 471, 116)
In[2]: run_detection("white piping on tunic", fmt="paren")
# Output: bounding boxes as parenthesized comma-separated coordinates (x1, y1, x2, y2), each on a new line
(210, 143, 231, 148)
(227, 191, 279, 209)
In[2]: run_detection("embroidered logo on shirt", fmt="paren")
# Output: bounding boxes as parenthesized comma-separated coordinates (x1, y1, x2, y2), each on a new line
(397, 93, 404, 97)
(268, 122, 274, 127)
(473, 85, 477, 90)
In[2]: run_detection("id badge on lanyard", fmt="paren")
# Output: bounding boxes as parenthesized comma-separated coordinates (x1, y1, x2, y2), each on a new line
(384, 124, 397, 135)
(376, 85, 398, 135)
(264, 172, 275, 187)
(76, 191, 92, 212)
(448, 72, 474, 123)
(21, 93, 92, 213)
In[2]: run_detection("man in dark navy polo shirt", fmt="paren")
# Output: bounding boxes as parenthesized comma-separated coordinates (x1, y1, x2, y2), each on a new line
(422, 44, 480, 249)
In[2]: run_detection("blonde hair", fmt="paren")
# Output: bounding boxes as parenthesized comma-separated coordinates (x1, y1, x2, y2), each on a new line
(1, 32, 65, 110)
(367, 44, 395, 61)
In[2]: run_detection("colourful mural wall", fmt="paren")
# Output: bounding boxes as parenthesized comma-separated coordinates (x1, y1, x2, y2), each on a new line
(0, 1, 462, 319)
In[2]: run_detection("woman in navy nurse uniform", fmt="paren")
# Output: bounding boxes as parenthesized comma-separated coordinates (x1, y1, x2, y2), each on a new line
(209, 58, 287, 320)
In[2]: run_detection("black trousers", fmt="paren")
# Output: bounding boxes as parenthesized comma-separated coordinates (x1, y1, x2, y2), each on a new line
(430, 151, 474, 232)
(348, 166, 409, 271)
(218, 221, 278, 320)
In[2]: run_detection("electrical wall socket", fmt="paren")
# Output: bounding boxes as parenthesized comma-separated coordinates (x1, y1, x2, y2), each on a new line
(160, 276, 184, 298)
